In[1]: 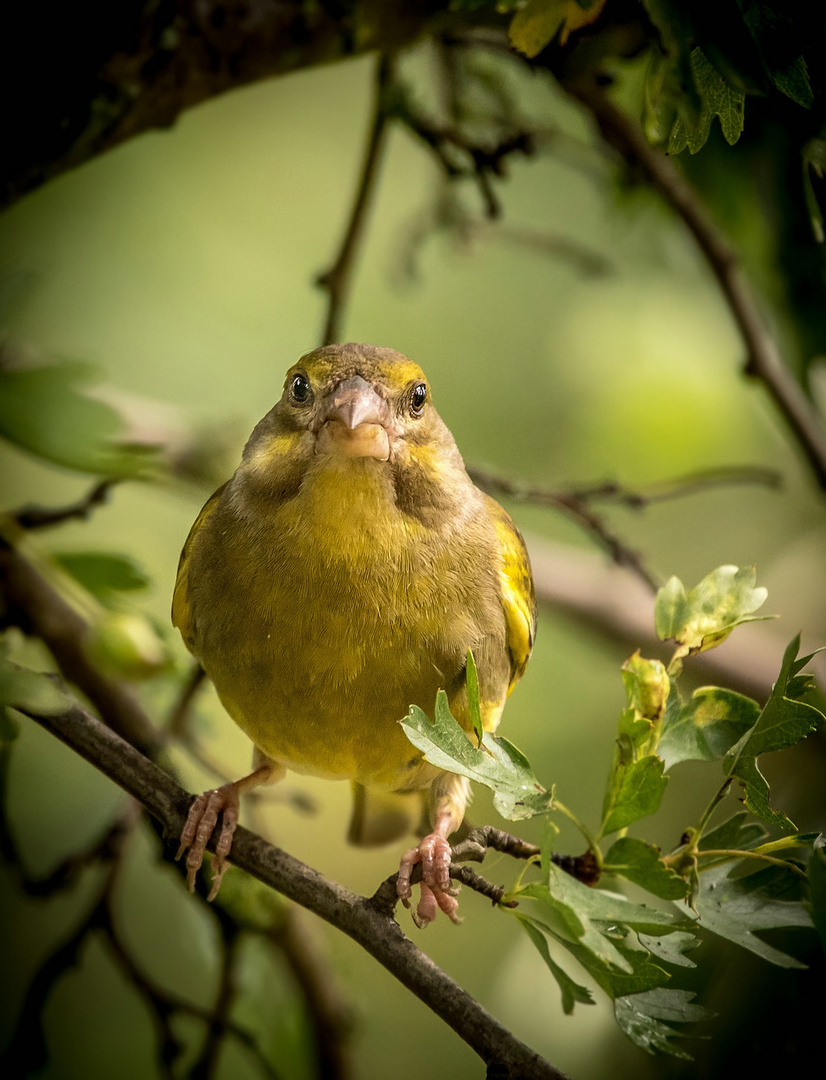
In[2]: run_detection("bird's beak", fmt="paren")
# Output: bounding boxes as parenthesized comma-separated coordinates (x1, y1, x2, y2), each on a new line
(315, 376, 399, 461)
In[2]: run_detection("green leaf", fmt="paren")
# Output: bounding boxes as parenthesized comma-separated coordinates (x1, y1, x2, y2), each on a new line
(516, 866, 683, 973)
(559, 928, 673, 999)
(724, 636, 825, 831)
(668, 48, 745, 155)
(604, 838, 689, 900)
(809, 836, 826, 954)
(54, 552, 151, 602)
(401, 692, 555, 820)
(601, 755, 667, 835)
(615, 988, 711, 1059)
(622, 653, 670, 724)
(508, 0, 567, 58)
(659, 686, 760, 769)
(514, 914, 595, 1014)
(637, 931, 699, 968)
(684, 862, 813, 968)
(0, 650, 67, 721)
(0, 360, 157, 477)
(768, 56, 813, 109)
(655, 565, 768, 657)
(465, 648, 482, 746)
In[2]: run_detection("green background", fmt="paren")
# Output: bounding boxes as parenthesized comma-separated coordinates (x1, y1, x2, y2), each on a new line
(2, 48, 825, 1080)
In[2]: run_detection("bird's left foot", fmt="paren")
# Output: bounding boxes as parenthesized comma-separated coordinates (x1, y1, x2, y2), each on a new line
(397, 833, 461, 927)
(176, 783, 241, 900)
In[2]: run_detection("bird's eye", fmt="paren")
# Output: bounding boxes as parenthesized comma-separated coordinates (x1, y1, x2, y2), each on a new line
(290, 373, 312, 405)
(409, 382, 427, 418)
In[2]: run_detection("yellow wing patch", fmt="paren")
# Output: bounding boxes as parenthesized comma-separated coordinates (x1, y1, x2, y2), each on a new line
(171, 483, 227, 651)
(483, 493, 536, 696)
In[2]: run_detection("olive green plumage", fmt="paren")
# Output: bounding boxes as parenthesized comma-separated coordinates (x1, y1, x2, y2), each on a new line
(173, 343, 536, 845)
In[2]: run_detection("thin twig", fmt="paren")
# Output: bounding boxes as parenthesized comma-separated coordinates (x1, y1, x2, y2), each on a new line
(12, 479, 117, 530)
(565, 465, 782, 507)
(317, 54, 394, 345)
(15, 692, 568, 1080)
(468, 465, 660, 592)
(568, 79, 826, 492)
(190, 924, 242, 1080)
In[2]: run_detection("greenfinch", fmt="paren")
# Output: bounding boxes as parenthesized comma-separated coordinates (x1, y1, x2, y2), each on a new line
(172, 343, 535, 925)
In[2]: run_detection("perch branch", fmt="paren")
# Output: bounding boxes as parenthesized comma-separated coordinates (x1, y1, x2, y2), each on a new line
(13, 692, 568, 1080)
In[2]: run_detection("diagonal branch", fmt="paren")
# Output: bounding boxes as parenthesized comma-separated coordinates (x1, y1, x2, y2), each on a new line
(568, 80, 826, 492)
(14, 692, 568, 1080)
(316, 54, 395, 346)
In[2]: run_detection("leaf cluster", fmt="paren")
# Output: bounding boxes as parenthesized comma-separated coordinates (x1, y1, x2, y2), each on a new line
(401, 565, 825, 1058)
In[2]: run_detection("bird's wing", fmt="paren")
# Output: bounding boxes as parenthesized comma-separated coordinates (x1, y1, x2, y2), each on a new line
(483, 493, 537, 696)
(171, 483, 227, 651)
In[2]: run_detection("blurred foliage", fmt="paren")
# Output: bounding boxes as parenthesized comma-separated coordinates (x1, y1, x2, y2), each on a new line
(2, 2, 826, 1079)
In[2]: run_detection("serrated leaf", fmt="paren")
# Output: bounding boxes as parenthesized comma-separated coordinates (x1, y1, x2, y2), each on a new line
(637, 931, 699, 968)
(604, 838, 689, 900)
(667, 48, 745, 154)
(465, 648, 482, 746)
(724, 636, 825, 831)
(683, 862, 813, 967)
(659, 686, 760, 768)
(769, 55, 813, 109)
(601, 755, 667, 835)
(514, 913, 595, 1014)
(0, 361, 158, 477)
(615, 988, 711, 1059)
(810, 836, 826, 954)
(401, 692, 554, 820)
(54, 551, 150, 601)
(516, 865, 683, 974)
(655, 566, 768, 656)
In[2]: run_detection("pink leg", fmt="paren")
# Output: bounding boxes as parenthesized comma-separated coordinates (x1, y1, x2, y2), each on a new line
(397, 774, 469, 927)
(176, 758, 282, 899)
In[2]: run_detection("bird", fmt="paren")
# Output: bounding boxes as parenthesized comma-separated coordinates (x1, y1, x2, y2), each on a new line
(172, 342, 536, 925)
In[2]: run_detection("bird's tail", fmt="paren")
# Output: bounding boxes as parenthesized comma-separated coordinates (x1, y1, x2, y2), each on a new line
(347, 783, 428, 847)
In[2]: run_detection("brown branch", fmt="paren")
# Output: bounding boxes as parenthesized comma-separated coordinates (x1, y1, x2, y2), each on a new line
(568, 80, 826, 492)
(14, 692, 568, 1080)
(468, 466, 660, 592)
(12, 480, 118, 530)
(5, 3, 500, 212)
(316, 54, 394, 346)
(0, 541, 164, 758)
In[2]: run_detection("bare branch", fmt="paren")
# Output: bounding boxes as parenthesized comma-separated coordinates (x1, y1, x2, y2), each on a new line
(14, 692, 568, 1080)
(12, 480, 118, 530)
(469, 465, 660, 592)
(0, 541, 164, 758)
(317, 54, 394, 346)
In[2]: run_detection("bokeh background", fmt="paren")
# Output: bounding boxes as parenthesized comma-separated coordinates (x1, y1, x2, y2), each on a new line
(2, 42, 825, 1080)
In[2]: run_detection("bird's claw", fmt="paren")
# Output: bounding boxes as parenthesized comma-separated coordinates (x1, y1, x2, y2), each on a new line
(397, 833, 462, 927)
(176, 783, 240, 899)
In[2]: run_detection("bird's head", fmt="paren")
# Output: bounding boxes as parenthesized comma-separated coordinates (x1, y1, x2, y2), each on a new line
(234, 344, 471, 521)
